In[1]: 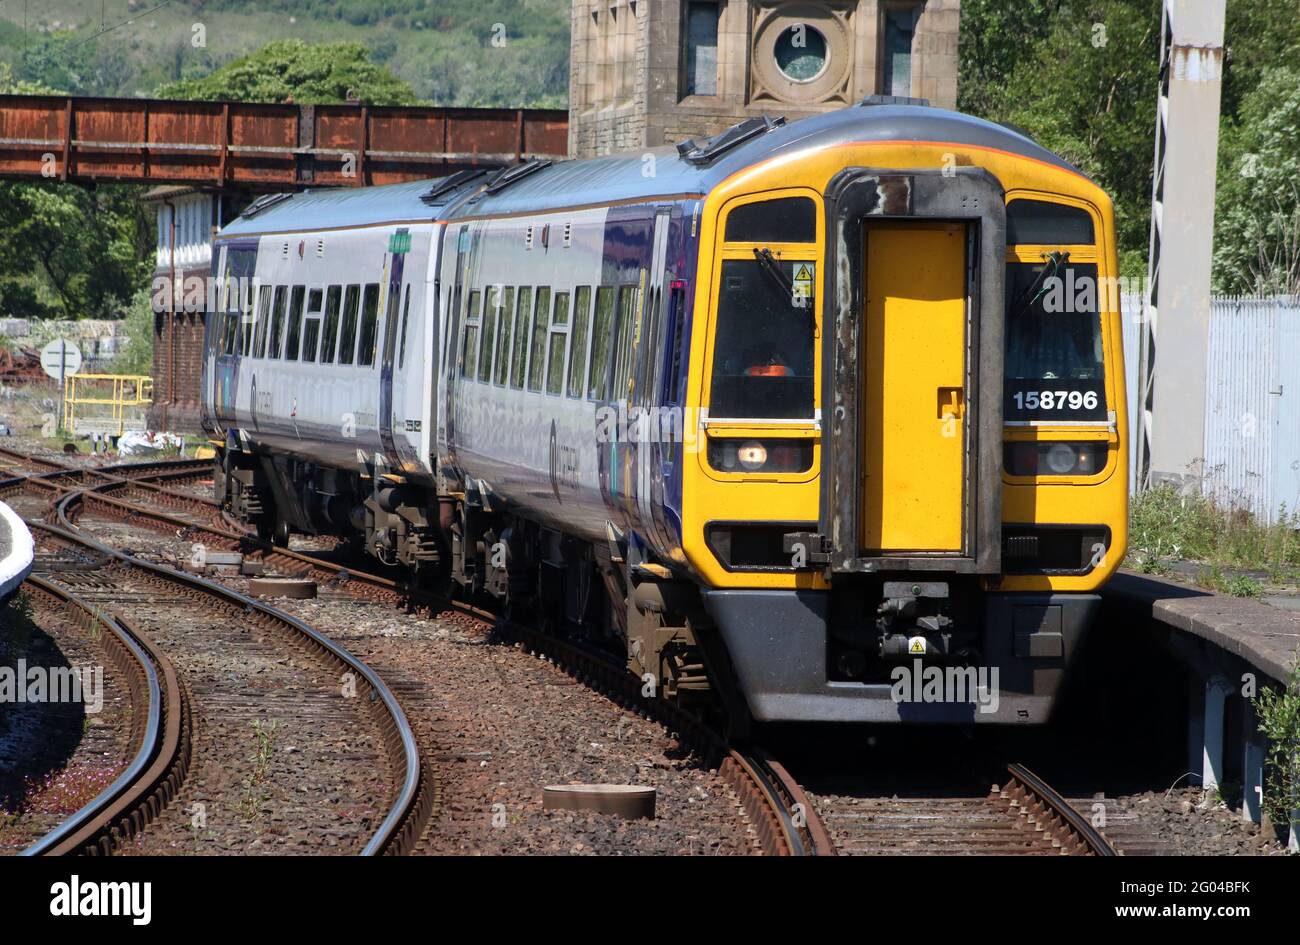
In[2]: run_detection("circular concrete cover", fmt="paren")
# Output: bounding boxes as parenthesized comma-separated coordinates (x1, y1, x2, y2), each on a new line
(543, 784, 656, 820)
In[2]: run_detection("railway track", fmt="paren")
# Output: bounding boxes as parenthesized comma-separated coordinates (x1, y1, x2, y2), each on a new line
(1, 570, 188, 855)
(2, 447, 1118, 856)
(800, 762, 1116, 856)
(1, 457, 432, 855)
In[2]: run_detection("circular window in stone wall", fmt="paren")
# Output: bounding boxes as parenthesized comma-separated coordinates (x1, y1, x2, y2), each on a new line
(774, 24, 829, 82)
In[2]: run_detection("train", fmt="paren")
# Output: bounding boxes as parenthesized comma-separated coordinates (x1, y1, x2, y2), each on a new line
(204, 99, 1128, 728)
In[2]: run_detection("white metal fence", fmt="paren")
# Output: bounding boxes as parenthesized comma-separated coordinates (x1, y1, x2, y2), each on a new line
(1120, 293, 1300, 523)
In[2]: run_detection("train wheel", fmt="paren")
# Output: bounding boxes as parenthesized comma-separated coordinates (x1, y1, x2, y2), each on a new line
(271, 518, 291, 548)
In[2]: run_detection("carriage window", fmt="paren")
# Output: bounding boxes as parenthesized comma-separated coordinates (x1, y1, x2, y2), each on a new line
(588, 287, 616, 400)
(240, 282, 256, 356)
(527, 287, 551, 392)
(1004, 259, 1106, 421)
(321, 286, 342, 364)
(479, 285, 499, 382)
(494, 287, 515, 385)
(339, 285, 361, 365)
(222, 276, 239, 355)
(1007, 200, 1095, 245)
(284, 286, 306, 361)
(358, 283, 381, 366)
(254, 285, 272, 358)
(725, 197, 816, 243)
(709, 258, 814, 419)
(511, 287, 532, 389)
(663, 283, 686, 405)
(398, 286, 412, 369)
(301, 289, 323, 363)
(268, 286, 288, 359)
(568, 286, 592, 398)
(611, 285, 639, 403)
(547, 292, 570, 395)
(460, 290, 481, 379)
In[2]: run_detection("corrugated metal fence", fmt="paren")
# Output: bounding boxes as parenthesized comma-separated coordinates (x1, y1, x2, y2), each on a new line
(1120, 294, 1300, 523)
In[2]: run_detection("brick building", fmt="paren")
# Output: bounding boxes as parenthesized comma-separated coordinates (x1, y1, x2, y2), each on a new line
(568, 0, 961, 158)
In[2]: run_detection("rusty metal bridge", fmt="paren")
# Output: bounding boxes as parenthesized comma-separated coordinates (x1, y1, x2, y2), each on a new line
(0, 94, 568, 189)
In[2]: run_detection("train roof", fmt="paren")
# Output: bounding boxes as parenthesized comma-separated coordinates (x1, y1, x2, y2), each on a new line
(450, 104, 1086, 219)
(216, 104, 1086, 238)
(218, 176, 462, 238)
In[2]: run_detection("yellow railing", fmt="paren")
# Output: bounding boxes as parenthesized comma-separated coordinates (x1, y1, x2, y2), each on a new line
(63, 374, 153, 437)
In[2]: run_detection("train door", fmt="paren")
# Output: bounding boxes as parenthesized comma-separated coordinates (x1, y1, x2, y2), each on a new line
(633, 208, 673, 547)
(442, 226, 470, 458)
(210, 242, 257, 430)
(860, 221, 966, 553)
(201, 244, 227, 430)
(378, 228, 409, 467)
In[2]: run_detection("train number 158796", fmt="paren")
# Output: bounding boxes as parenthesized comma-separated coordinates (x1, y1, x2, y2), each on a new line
(1013, 389, 1099, 412)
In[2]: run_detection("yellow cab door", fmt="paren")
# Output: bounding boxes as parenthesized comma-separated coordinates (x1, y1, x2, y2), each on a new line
(860, 221, 967, 554)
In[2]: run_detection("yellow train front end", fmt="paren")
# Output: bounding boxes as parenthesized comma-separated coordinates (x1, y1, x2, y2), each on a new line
(681, 123, 1127, 724)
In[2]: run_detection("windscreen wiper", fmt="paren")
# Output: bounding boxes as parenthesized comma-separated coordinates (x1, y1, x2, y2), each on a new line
(1011, 250, 1070, 320)
(753, 247, 793, 295)
(754, 247, 816, 326)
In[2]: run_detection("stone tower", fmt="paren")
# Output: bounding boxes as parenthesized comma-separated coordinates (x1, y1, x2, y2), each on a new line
(568, 0, 961, 158)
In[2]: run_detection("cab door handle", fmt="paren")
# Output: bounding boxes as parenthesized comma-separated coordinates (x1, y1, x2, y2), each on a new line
(938, 387, 964, 420)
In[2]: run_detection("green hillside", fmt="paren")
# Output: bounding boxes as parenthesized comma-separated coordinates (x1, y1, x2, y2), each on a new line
(0, 0, 569, 107)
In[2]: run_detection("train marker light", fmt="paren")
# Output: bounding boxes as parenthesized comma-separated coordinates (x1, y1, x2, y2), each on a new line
(737, 440, 767, 470)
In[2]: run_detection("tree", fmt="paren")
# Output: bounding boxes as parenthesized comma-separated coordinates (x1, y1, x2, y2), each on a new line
(155, 39, 418, 105)
(0, 65, 151, 321)
(960, 1, 1162, 273)
(1212, 68, 1300, 295)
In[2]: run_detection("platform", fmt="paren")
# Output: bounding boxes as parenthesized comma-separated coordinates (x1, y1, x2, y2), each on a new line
(0, 499, 34, 603)
(1105, 570, 1300, 682)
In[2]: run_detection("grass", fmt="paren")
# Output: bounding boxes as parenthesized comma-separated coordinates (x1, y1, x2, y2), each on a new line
(1253, 659, 1300, 832)
(239, 718, 279, 823)
(1128, 485, 1300, 585)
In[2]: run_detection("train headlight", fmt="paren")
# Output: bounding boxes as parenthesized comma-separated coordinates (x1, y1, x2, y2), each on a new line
(707, 438, 814, 474)
(1045, 443, 1077, 475)
(737, 440, 768, 470)
(1003, 442, 1108, 477)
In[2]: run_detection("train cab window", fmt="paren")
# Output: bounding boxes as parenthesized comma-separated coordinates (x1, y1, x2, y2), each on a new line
(338, 285, 361, 365)
(547, 292, 570, 395)
(1007, 200, 1095, 246)
(510, 287, 532, 389)
(479, 285, 499, 382)
(567, 286, 592, 398)
(268, 286, 288, 359)
(460, 290, 481, 379)
(358, 283, 381, 366)
(709, 257, 814, 419)
(284, 286, 306, 361)
(588, 286, 616, 400)
(398, 286, 412, 369)
(527, 287, 551, 392)
(494, 287, 515, 385)
(321, 286, 342, 364)
(301, 289, 323, 363)
(724, 197, 817, 243)
(1004, 258, 1106, 421)
(253, 285, 272, 358)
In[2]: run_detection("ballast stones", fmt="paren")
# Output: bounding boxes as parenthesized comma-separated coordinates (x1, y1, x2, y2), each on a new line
(542, 784, 656, 820)
(247, 577, 317, 600)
